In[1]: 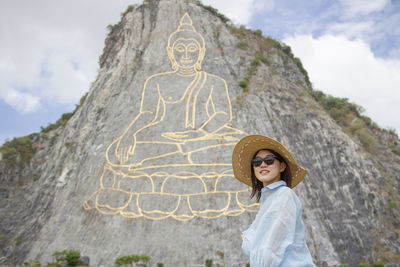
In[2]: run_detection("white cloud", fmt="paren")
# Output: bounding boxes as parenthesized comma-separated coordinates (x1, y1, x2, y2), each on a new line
(284, 34, 400, 133)
(0, 0, 137, 113)
(201, 0, 273, 25)
(339, 0, 389, 16)
(0, 0, 398, 143)
(326, 21, 374, 40)
(201, 0, 252, 24)
(0, 88, 40, 114)
(253, 0, 275, 13)
(0, 0, 258, 116)
(40, 50, 94, 106)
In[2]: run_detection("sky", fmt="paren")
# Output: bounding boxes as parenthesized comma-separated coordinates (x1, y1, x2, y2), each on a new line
(0, 0, 399, 145)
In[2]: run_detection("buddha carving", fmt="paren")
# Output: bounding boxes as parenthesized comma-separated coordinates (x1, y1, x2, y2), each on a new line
(83, 13, 257, 220)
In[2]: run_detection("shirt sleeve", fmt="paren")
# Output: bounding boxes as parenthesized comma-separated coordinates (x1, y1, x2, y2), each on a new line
(249, 190, 298, 266)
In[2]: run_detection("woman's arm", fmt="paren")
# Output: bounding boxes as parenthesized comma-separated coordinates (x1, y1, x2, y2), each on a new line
(249, 191, 298, 266)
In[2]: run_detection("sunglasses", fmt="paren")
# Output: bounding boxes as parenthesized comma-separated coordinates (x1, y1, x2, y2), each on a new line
(251, 155, 278, 167)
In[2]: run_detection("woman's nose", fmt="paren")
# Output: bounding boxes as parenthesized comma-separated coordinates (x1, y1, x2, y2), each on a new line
(259, 160, 267, 167)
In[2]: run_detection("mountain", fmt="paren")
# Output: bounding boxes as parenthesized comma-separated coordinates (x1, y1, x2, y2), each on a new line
(1, 0, 399, 266)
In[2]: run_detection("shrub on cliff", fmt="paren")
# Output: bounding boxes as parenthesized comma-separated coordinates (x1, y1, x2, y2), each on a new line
(0, 134, 37, 169)
(51, 249, 81, 266)
(115, 254, 150, 266)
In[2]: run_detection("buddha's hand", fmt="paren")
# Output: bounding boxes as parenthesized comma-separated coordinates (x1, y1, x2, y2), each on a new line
(162, 130, 207, 141)
(115, 135, 135, 163)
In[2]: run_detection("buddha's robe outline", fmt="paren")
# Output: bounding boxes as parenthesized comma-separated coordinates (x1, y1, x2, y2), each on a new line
(106, 70, 240, 170)
(83, 12, 260, 221)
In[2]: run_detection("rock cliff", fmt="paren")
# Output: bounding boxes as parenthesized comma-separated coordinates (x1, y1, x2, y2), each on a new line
(1, 0, 399, 266)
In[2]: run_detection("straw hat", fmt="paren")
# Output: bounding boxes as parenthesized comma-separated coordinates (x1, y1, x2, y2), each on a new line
(232, 135, 307, 188)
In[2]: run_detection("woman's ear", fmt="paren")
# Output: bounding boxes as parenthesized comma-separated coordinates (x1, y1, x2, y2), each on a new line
(280, 162, 287, 173)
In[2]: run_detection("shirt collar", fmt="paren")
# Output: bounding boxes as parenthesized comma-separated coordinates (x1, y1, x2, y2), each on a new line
(261, 180, 287, 193)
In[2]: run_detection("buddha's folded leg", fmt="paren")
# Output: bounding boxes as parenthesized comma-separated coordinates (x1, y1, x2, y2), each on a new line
(187, 143, 235, 164)
(126, 142, 191, 169)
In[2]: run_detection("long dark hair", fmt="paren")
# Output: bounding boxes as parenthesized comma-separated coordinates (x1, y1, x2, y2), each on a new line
(250, 149, 292, 202)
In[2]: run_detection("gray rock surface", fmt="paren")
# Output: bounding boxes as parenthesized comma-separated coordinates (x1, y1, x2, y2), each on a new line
(78, 256, 90, 266)
(0, 0, 399, 266)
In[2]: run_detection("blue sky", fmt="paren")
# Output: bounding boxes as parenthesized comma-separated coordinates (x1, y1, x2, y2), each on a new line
(1, 0, 399, 145)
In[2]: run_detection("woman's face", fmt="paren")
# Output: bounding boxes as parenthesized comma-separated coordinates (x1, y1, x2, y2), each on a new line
(172, 38, 201, 68)
(253, 150, 286, 187)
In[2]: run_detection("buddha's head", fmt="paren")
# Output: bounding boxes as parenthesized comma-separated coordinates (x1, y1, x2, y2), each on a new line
(167, 13, 206, 71)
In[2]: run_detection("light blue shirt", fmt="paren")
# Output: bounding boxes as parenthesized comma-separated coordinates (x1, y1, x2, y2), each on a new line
(242, 180, 315, 267)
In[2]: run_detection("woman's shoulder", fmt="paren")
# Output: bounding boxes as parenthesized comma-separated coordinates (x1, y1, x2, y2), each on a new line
(259, 186, 301, 219)
(275, 186, 301, 205)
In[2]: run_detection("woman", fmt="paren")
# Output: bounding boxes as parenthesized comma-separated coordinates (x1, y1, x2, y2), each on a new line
(232, 135, 315, 266)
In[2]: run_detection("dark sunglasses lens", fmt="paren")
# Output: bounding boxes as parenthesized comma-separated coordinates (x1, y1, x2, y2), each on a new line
(265, 158, 275, 165)
(252, 159, 263, 167)
(252, 156, 276, 167)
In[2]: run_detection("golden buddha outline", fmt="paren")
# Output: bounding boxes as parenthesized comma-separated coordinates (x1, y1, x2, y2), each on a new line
(83, 13, 258, 221)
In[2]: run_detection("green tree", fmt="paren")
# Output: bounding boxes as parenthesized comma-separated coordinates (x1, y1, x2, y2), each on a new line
(65, 250, 80, 266)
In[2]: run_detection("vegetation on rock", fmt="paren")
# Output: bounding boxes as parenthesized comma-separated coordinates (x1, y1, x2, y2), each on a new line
(48, 249, 81, 266)
(0, 93, 87, 170)
(227, 16, 399, 158)
(121, 4, 136, 17)
(115, 254, 151, 266)
(40, 92, 87, 134)
(205, 258, 213, 267)
(194, 1, 230, 23)
(309, 90, 379, 153)
(3, 2, 400, 266)
(229, 22, 311, 92)
(0, 134, 37, 169)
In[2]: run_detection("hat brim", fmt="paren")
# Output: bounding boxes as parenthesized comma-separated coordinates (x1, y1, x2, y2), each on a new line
(232, 135, 307, 188)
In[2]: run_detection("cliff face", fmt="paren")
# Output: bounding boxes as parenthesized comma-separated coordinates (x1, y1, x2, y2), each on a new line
(1, 0, 399, 266)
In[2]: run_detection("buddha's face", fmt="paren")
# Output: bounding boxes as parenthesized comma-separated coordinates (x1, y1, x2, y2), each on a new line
(172, 38, 202, 68)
